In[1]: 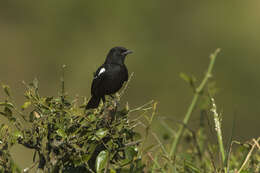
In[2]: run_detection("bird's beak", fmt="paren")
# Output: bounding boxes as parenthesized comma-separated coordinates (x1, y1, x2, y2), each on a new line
(122, 49, 133, 55)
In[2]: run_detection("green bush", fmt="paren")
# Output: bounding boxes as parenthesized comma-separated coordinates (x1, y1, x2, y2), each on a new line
(0, 74, 146, 172)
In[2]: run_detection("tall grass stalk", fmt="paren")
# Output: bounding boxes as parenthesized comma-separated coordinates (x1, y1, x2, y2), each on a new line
(210, 97, 226, 172)
(170, 48, 221, 157)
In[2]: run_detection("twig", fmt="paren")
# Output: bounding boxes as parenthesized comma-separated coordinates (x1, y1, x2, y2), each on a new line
(206, 144, 217, 173)
(119, 72, 134, 99)
(226, 111, 237, 172)
(61, 64, 66, 98)
(151, 132, 168, 158)
(86, 163, 96, 173)
(23, 161, 39, 173)
(138, 102, 157, 158)
(186, 126, 203, 159)
(237, 137, 260, 173)
(129, 100, 154, 113)
(147, 152, 166, 173)
(160, 120, 176, 137)
(226, 140, 235, 173)
(125, 140, 142, 146)
(170, 48, 220, 156)
(252, 137, 260, 149)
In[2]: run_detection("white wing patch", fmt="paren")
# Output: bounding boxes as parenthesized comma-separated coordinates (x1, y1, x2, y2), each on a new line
(98, 67, 106, 76)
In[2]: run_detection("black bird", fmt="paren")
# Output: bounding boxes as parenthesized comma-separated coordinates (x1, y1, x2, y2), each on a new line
(86, 47, 133, 109)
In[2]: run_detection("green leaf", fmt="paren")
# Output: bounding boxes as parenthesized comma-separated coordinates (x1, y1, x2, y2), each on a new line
(94, 128, 108, 140)
(87, 114, 96, 122)
(56, 129, 67, 138)
(0, 124, 9, 135)
(95, 150, 109, 173)
(130, 159, 145, 173)
(5, 107, 12, 117)
(13, 131, 23, 139)
(0, 102, 14, 108)
(2, 84, 11, 97)
(179, 72, 191, 83)
(116, 123, 124, 131)
(0, 107, 15, 122)
(72, 156, 82, 167)
(180, 73, 197, 89)
(21, 101, 31, 110)
(120, 147, 138, 166)
(82, 143, 97, 163)
(184, 160, 200, 173)
(110, 169, 116, 173)
(125, 146, 137, 161)
(29, 111, 35, 122)
(240, 171, 251, 173)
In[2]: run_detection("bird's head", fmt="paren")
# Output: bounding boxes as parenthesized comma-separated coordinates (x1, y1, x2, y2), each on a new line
(105, 47, 133, 65)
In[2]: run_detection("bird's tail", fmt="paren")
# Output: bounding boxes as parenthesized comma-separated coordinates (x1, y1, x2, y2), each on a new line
(86, 96, 101, 109)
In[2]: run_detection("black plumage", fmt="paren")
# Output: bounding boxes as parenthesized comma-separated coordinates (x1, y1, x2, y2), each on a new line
(86, 47, 133, 109)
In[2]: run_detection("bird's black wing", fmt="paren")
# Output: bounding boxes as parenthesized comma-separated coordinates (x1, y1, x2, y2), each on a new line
(122, 65, 128, 82)
(90, 64, 107, 97)
(91, 63, 128, 97)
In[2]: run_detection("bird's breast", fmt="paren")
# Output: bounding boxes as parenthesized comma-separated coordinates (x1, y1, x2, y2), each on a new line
(102, 65, 127, 94)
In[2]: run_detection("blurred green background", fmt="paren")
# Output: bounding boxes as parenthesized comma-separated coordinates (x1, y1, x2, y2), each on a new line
(0, 0, 260, 168)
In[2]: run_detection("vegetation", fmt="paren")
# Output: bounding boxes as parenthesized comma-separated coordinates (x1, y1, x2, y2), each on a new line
(0, 51, 259, 173)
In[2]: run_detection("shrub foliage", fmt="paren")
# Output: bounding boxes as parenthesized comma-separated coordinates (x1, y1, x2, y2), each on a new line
(0, 77, 145, 173)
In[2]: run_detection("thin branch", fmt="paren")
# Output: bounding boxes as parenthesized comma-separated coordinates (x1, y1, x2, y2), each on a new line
(170, 48, 221, 156)
(119, 72, 134, 99)
(147, 152, 166, 173)
(23, 161, 39, 173)
(237, 137, 260, 173)
(129, 100, 154, 113)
